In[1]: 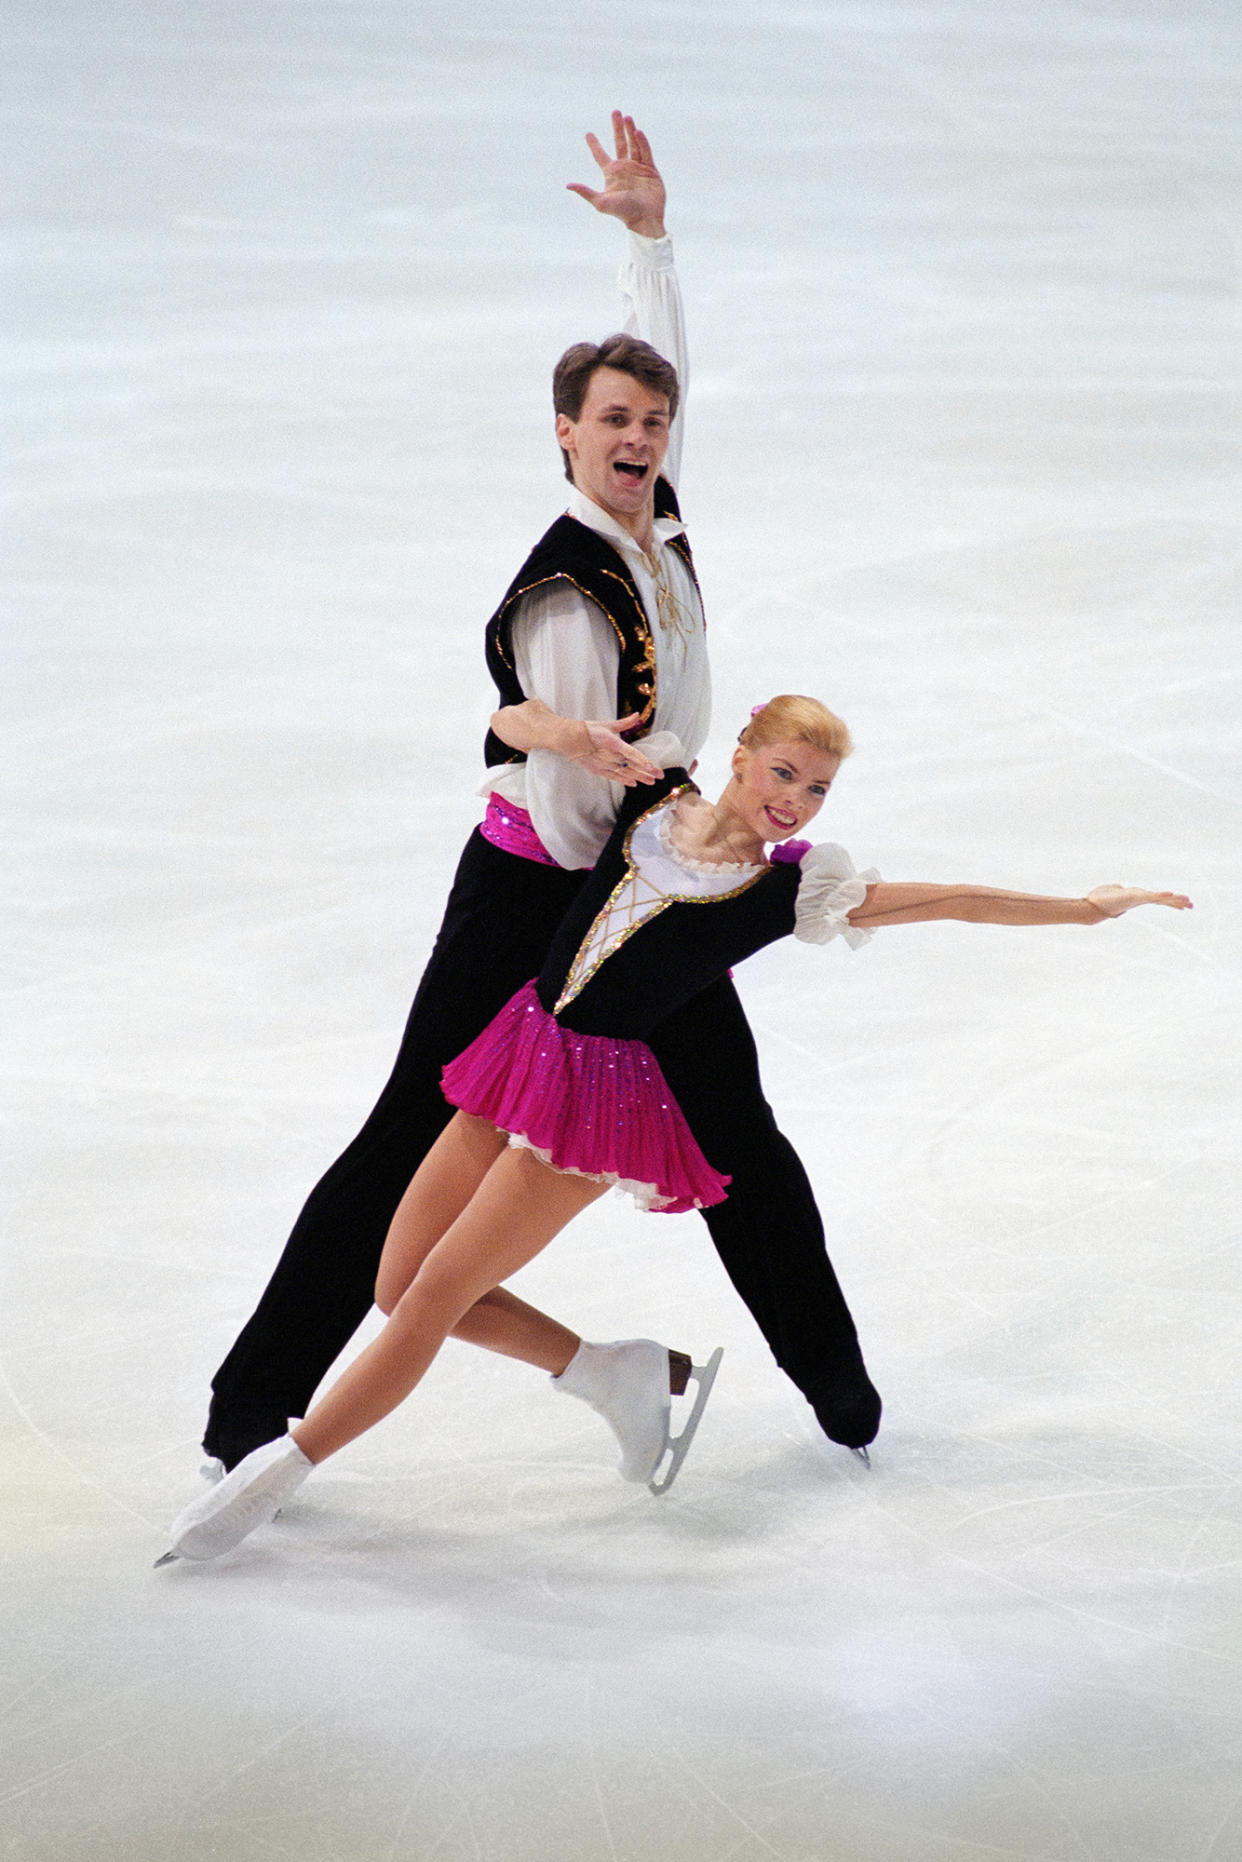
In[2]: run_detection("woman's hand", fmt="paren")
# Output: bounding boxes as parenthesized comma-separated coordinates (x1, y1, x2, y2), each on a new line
(1085, 886, 1193, 918)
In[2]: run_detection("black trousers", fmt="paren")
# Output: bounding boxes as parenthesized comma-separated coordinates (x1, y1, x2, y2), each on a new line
(209, 830, 867, 1432)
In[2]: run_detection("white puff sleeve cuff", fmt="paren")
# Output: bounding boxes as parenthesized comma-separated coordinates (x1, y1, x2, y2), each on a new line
(637, 730, 689, 771)
(793, 844, 881, 950)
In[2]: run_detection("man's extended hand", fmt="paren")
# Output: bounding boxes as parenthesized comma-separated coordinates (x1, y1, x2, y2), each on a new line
(490, 700, 661, 785)
(568, 714, 661, 786)
(567, 110, 666, 238)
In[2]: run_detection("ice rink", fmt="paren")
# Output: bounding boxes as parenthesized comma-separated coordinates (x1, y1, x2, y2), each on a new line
(5, 3, 1240, 1857)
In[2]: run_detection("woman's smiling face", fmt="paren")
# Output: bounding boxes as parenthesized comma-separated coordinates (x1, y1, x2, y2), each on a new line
(727, 739, 841, 843)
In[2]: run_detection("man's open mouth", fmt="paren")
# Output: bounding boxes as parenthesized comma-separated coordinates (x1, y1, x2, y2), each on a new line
(614, 461, 648, 482)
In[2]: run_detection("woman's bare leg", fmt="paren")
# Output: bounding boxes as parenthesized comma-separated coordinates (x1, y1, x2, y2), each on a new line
(162, 1131, 709, 1564)
(373, 1111, 507, 1311)
(293, 1147, 607, 1464)
(375, 1112, 582, 1374)
(452, 1286, 581, 1374)
(370, 1110, 686, 1384)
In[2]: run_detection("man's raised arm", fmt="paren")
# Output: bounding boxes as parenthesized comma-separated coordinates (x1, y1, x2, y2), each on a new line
(490, 113, 687, 792)
(568, 111, 688, 486)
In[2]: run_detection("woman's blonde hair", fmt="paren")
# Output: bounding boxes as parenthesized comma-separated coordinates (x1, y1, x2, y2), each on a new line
(738, 695, 852, 760)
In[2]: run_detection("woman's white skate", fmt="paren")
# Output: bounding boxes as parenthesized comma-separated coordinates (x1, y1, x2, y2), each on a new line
(554, 1338, 723, 1491)
(646, 1346, 723, 1494)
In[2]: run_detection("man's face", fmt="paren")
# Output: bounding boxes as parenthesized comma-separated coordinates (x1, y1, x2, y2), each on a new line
(555, 366, 672, 533)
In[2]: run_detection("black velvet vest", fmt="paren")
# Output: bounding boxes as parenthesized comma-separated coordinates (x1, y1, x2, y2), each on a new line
(482, 478, 699, 770)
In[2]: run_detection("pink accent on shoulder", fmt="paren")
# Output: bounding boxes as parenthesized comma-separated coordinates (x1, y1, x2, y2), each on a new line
(768, 839, 812, 866)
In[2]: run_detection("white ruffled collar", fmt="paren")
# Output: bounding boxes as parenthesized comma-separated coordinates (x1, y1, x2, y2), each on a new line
(653, 797, 766, 879)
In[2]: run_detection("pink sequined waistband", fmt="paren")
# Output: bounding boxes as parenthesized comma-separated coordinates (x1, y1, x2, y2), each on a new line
(480, 792, 560, 867)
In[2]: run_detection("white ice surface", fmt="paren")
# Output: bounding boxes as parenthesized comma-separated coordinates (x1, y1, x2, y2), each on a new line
(4, 3, 1241, 1858)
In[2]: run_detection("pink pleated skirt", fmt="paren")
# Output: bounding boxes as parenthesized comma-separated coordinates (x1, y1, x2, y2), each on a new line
(440, 981, 731, 1213)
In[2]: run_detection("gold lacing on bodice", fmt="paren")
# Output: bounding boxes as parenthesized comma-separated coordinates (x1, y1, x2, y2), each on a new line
(553, 789, 767, 1015)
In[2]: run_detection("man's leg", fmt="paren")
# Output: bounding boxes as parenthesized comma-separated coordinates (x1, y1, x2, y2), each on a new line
(203, 831, 585, 1467)
(648, 975, 881, 1449)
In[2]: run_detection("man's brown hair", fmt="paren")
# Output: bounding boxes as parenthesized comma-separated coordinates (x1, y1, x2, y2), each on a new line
(552, 333, 680, 482)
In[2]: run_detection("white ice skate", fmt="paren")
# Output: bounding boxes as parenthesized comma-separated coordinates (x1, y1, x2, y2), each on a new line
(647, 1347, 723, 1494)
(200, 1451, 303, 1493)
(199, 1414, 301, 1486)
(553, 1338, 722, 1493)
(156, 1434, 311, 1565)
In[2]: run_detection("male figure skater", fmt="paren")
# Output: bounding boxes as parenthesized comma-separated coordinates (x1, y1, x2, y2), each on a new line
(203, 114, 880, 1478)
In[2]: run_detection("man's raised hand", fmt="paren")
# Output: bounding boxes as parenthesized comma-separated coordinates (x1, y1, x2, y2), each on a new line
(567, 110, 666, 238)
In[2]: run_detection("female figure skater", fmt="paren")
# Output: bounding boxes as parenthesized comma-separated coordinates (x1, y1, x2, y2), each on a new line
(160, 697, 1190, 1564)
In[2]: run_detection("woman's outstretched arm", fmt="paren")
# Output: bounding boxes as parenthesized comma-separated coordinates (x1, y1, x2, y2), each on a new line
(848, 882, 1192, 929)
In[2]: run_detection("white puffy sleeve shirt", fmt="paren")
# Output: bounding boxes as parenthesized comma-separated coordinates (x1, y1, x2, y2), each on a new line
(478, 231, 711, 871)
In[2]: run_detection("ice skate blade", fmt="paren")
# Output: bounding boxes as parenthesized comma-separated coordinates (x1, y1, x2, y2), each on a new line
(648, 1347, 723, 1495)
(851, 1445, 871, 1468)
(153, 1550, 180, 1568)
